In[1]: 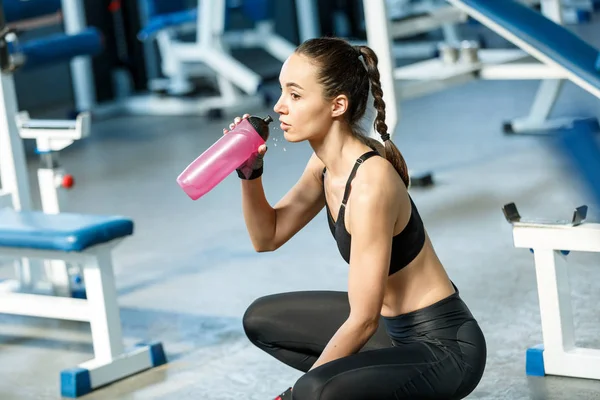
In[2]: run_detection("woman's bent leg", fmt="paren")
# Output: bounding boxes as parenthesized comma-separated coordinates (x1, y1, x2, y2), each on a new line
(242, 291, 393, 372)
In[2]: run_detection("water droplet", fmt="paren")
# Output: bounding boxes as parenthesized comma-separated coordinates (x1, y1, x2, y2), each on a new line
(283, 147, 287, 152)
(274, 143, 277, 147)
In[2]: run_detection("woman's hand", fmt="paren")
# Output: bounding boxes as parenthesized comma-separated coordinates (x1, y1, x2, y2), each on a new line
(224, 114, 268, 180)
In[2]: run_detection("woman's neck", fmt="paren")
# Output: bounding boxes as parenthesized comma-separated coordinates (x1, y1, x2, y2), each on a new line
(310, 122, 373, 179)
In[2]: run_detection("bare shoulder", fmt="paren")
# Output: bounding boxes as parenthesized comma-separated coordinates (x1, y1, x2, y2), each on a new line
(351, 156, 407, 210)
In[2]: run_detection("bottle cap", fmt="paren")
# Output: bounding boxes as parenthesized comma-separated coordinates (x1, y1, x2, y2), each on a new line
(248, 114, 273, 141)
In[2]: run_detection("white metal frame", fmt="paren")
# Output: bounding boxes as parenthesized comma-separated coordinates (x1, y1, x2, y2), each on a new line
(506, 210, 600, 380)
(363, 0, 400, 137)
(295, 0, 320, 42)
(0, 238, 163, 397)
(153, 0, 262, 96)
(0, 73, 32, 212)
(132, 0, 296, 108)
(155, 0, 297, 92)
(60, 0, 97, 112)
(16, 110, 91, 296)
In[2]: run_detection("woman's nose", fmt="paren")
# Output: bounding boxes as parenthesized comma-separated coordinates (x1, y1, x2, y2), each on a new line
(273, 96, 286, 114)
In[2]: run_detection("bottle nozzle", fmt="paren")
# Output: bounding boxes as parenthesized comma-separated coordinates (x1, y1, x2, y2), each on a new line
(263, 115, 273, 124)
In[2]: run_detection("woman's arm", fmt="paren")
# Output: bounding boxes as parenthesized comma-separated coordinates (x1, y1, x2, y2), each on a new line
(241, 152, 326, 252)
(310, 160, 399, 370)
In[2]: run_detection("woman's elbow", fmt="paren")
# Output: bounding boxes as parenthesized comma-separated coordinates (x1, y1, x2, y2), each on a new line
(363, 318, 380, 336)
(350, 314, 380, 337)
(252, 240, 279, 253)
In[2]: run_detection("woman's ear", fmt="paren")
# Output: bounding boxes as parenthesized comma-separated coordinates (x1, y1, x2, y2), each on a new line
(331, 94, 349, 118)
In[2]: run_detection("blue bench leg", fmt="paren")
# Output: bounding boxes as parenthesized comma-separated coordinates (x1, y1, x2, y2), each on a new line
(60, 342, 167, 397)
(57, 246, 167, 397)
(526, 344, 546, 377)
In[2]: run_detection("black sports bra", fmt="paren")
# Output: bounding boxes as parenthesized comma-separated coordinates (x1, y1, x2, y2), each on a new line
(323, 150, 426, 275)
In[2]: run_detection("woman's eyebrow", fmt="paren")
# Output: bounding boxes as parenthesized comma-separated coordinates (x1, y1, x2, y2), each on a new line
(285, 82, 304, 90)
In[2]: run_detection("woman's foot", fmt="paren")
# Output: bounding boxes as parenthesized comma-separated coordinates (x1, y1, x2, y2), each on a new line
(274, 387, 292, 400)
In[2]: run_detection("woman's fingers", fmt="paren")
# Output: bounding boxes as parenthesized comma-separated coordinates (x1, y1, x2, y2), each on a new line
(225, 114, 251, 134)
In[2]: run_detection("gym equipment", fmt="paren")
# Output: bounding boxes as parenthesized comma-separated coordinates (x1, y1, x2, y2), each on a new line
(366, 0, 599, 138)
(177, 115, 273, 200)
(0, 209, 167, 398)
(467, 0, 600, 381)
(54, 0, 306, 119)
(0, 4, 101, 297)
(442, 0, 600, 134)
(111, 0, 292, 118)
(0, 4, 168, 397)
(138, 0, 295, 96)
(0, 0, 97, 114)
(7, 27, 103, 71)
(304, 0, 470, 61)
(138, 0, 262, 97)
(59, 0, 98, 114)
(17, 110, 91, 298)
(376, 0, 469, 60)
(502, 202, 600, 380)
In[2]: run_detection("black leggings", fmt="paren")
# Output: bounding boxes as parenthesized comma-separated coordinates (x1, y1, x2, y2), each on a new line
(242, 289, 487, 400)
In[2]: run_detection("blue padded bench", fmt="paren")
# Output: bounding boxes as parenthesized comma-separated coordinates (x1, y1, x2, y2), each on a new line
(0, 208, 133, 252)
(446, 0, 600, 98)
(0, 209, 166, 398)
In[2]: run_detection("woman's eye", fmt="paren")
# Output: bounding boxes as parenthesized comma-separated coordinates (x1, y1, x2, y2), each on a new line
(291, 93, 300, 100)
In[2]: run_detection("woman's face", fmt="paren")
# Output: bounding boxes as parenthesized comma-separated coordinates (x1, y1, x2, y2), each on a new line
(273, 53, 335, 143)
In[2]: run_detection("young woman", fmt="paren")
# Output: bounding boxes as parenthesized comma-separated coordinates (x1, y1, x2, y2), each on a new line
(226, 37, 487, 400)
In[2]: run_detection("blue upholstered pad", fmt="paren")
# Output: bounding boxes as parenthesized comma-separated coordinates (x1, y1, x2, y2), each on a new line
(457, 0, 600, 91)
(9, 28, 104, 71)
(138, 9, 198, 40)
(0, 209, 133, 252)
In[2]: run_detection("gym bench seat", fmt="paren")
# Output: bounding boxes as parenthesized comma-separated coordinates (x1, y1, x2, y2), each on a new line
(0, 208, 167, 398)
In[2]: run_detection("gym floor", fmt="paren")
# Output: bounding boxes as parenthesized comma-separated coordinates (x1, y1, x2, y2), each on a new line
(2, 19, 600, 400)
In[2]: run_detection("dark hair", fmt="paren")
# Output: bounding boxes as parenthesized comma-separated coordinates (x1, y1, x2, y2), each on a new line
(295, 37, 410, 187)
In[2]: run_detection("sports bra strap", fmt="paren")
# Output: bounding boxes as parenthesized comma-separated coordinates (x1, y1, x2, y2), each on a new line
(341, 150, 380, 207)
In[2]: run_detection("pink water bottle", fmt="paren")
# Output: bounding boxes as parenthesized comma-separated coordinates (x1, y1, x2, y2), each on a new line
(177, 115, 273, 200)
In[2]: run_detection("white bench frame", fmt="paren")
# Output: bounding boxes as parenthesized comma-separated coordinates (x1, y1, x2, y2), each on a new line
(504, 203, 600, 380)
(0, 238, 166, 397)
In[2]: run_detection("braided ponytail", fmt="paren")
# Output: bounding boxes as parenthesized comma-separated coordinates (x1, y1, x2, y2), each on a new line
(357, 46, 410, 188)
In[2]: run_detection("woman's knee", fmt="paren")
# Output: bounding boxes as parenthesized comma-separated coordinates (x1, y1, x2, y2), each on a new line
(242, 295, 277, 343)
(293, 369, 349, 400)
(292, 372, 326, 400)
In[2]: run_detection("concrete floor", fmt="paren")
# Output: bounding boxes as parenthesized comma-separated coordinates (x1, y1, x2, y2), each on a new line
(3, 25, 600, 400)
